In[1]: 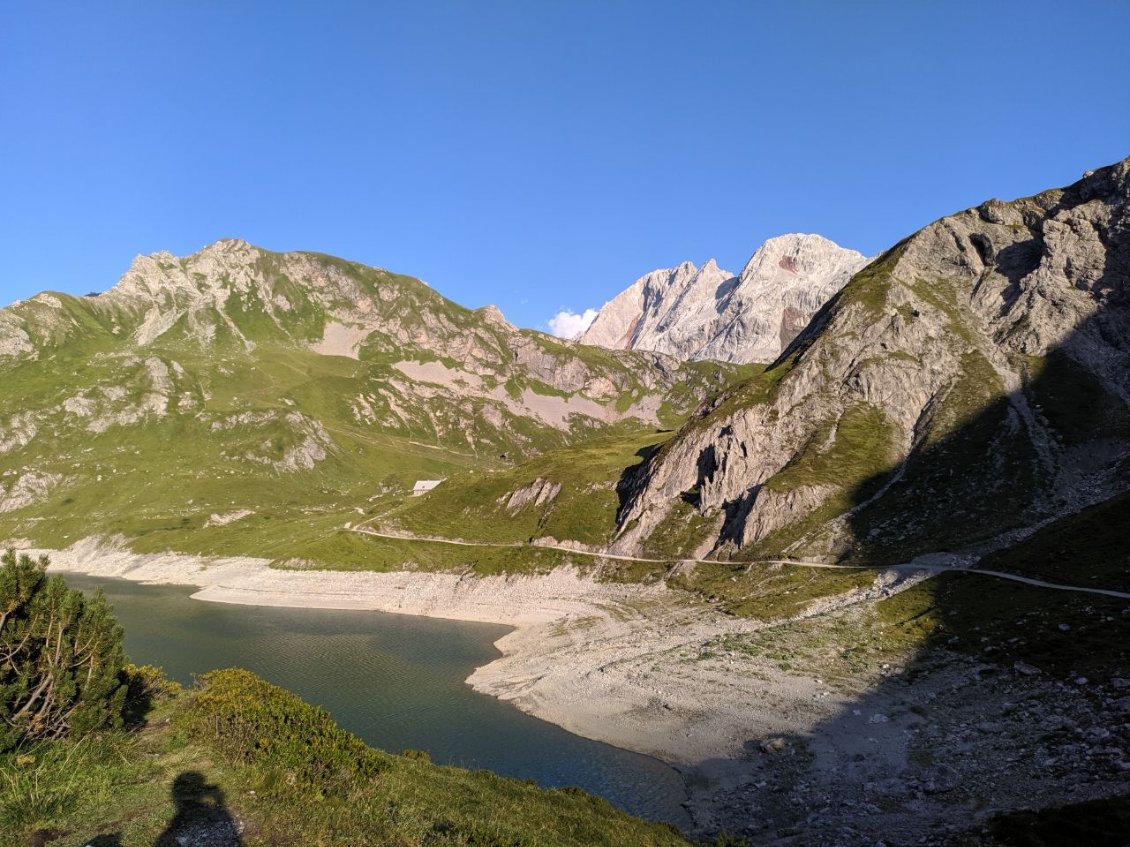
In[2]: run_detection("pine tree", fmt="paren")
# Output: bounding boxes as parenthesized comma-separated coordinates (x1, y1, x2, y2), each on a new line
(0, 549, 126, 750)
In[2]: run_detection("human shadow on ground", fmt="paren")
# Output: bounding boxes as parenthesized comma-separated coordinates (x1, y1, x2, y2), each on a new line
(153, 771, 243, 847)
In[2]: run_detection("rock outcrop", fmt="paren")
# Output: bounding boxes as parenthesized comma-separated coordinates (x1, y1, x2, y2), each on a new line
(580, 234, 869, 364)
(613, 159, 1130, 562)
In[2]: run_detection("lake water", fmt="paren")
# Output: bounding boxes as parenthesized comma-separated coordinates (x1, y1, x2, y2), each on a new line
(63, 574, 689, 826)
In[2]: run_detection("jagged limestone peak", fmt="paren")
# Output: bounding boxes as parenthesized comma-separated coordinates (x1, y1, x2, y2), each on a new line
(580, 233, 868, 364)
(580, 261, 702, 349)
(737, 233, 867, 280)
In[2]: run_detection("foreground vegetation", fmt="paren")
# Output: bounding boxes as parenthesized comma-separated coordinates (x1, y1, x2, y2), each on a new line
(1, 667, 697, 847)
(0, 551, 707, 847)
(0, 550, 127, 751)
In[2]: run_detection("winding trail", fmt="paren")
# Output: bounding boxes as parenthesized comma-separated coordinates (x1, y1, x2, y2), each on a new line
(346, 526, 1130, 601)
(962, 568, 1130, 600)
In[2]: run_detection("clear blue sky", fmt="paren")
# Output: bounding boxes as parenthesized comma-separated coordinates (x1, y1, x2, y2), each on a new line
(2, 1, 1128, 331)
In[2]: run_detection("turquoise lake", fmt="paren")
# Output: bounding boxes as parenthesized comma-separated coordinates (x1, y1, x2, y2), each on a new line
(63, 574, 690, 826)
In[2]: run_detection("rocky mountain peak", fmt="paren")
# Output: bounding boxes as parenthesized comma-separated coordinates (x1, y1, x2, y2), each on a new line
(740, 233, 865, 276)
(115, 239, 265, 298)
(579, 234, 869, 364)
(207, 237, 255, 251)
(476, 304, 516, 332)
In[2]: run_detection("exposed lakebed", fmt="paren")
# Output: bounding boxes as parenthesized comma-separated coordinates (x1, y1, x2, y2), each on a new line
(64, 574, 690, 826)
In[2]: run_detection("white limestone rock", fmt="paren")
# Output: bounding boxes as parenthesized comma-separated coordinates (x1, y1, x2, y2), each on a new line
(580, 234, 870, 364)
(0, 470, 65, 513)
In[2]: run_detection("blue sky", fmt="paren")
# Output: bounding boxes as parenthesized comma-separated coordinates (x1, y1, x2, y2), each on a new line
(2, 1, 1128, 332)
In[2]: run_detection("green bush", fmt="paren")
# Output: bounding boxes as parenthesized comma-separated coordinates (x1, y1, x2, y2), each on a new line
(0, 550, 127, 751)
(185, 668, 387, 793)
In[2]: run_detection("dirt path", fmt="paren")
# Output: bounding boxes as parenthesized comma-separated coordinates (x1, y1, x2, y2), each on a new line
(348, 526, 1130, 600)
(962, 567, 1130, 599)
(349, 524, 675, 564)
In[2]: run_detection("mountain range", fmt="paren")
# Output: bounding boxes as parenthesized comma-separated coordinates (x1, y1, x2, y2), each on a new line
(0, 240, 752, 564)
(378, 157, 1130, 584)
(613, 158, 1130, 563)
(3, 155, 1130, 846)
(3, 159, 1129, 577)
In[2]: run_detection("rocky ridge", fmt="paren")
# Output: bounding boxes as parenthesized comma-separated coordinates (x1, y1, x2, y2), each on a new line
(613, 159, 1130, 562)
(0, 240, 734, 452)
(0, 241, 748, 560)
(1, 239, 692, 424)
(580, 234, 869, 364)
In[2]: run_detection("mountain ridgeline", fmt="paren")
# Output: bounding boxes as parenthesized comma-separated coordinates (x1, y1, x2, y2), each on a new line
(612, 158, 1130, 564)
(0, 241, 750, 564)
(3, 158, 1129, 580)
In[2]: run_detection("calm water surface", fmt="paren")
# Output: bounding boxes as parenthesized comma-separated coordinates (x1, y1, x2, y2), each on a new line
(64, 574, 689, 825)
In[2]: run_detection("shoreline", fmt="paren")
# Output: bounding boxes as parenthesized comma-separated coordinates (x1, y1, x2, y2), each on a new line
(32, 538, 790, 763)
(20, 537, 1123, 843)
(23, 537, 858, 833)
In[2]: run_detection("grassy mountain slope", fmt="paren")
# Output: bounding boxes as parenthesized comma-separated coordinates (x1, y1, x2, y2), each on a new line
(0, 240, 748, 567)
(378, 364, 763, 551)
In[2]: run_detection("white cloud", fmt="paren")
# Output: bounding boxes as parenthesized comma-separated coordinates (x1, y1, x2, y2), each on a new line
(547, 308, 598, 339)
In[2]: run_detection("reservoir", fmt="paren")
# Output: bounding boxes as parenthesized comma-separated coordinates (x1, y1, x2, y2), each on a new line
(63, 574, 690, 826)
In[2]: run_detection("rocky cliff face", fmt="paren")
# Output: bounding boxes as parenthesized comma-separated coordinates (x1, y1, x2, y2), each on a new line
(613, 159, 1130, 562)
(580, 234, 869, 364)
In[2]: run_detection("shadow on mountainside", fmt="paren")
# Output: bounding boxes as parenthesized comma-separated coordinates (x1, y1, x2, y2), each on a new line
(617, 443, 667, 522)
(836, 164, 1130, 574)
(681, 174, 1130, 844)
(696, 534, 1130, 844)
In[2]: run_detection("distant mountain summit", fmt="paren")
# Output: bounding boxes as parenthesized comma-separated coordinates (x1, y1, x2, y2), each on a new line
(580, 234, 869, 364)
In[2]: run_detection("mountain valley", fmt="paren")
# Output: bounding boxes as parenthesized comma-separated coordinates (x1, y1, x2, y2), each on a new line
(4, 158, 1130, 846)
(0, 240, 752, 568)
